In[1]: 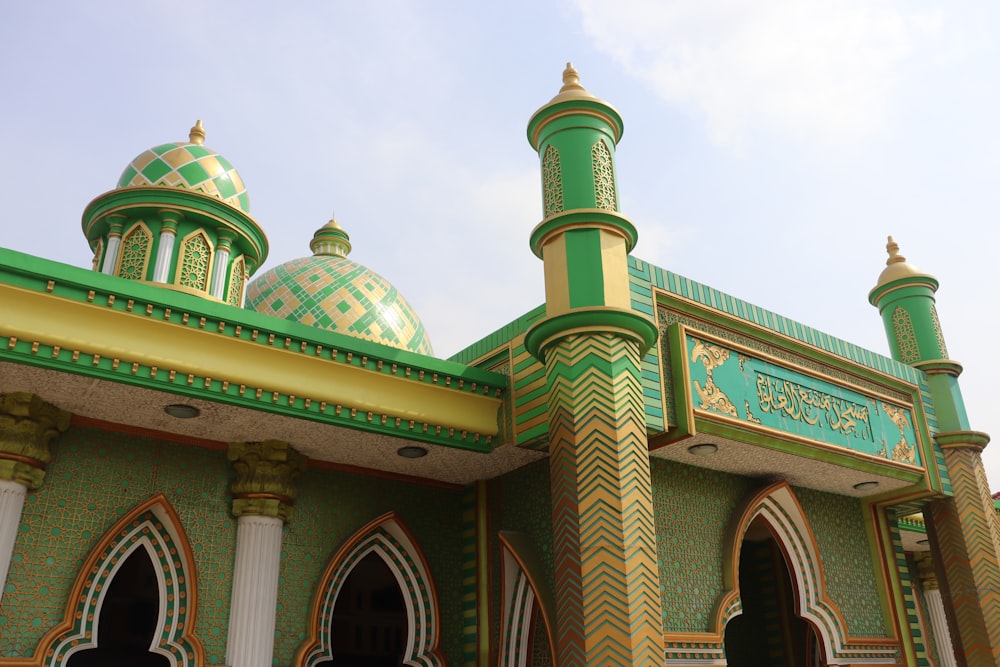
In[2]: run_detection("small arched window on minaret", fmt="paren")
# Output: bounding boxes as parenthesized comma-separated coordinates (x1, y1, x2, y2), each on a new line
(117, 222, 153, 280)
(542, 145, 563, 217)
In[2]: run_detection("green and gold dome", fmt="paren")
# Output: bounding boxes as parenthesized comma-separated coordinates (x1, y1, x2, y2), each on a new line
(246, 218, 433, 355)
(116, 120, 250, 213)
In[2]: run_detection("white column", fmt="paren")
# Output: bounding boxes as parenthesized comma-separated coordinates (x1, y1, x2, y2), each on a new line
(226, 514, 283, 667)
(101, 235, 121, 275)
(924, 588, 958, 667)
(210, 246, 231, 300)
(152, 229, 177, 282)
(0, 479, 27, 608)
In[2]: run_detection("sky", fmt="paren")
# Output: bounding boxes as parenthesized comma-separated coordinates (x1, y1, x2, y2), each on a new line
(2, 1, 998, 489)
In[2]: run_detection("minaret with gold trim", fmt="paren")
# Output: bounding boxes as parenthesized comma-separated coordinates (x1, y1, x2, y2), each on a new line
(869, 237, 1000, 665)
(525, 64, 661, 667)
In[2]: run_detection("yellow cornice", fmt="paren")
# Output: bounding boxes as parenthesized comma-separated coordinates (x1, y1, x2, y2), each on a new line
(0, 284, 501, 437)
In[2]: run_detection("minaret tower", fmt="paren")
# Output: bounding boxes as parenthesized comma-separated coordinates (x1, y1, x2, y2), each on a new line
(869, 237, 1000, 665)
(525, 64, 661, 667)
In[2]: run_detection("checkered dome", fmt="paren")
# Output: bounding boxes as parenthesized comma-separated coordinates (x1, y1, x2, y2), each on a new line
(246, 254, 433, 356)
(117, 142, 250, 213)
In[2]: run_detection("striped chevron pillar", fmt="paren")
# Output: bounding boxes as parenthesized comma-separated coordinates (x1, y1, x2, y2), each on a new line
(525, 65, 661, 667)
(870, 239, 1000, 664)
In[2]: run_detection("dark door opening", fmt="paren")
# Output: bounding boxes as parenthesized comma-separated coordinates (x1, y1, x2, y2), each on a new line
(317, 551, 408, 667)
(67, 546, 168, 667)
(724, 519, 824, 667)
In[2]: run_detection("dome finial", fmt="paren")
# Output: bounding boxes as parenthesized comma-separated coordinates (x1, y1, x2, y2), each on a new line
(310, 215, 351, 257)
(560, 62, 586, 94)
(189, 120, 206, 145)
(885, 235, 906, 266)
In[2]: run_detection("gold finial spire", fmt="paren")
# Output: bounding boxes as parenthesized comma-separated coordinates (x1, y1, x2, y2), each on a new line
(874, 235, 929, 288)
(189, 119, 206, 145)
(560, 62, 586, 94)
(885, 235, 906, 266)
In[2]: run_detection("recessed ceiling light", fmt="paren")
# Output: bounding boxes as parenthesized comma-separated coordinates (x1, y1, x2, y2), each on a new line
(397, 446, 428, 459)
(687, 443, 718, 456)
(164, 404, 200, 419)
(853, 481, 879, 492)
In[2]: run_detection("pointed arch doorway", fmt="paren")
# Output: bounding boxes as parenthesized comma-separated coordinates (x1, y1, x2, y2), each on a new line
(723, 516, 825, 667)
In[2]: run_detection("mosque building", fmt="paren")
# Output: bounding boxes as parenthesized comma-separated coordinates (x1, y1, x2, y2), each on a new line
(1, 64, 998, 667)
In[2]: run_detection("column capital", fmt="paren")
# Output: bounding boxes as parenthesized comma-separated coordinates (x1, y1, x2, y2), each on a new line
(227, 440, 307, 521)
(914, 551, 939, 591)
(0, 393, 71, 489)
(936, 430, 991, 452)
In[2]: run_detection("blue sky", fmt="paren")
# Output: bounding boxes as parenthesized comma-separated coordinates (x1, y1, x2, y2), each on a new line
(2, 1, 998, 488)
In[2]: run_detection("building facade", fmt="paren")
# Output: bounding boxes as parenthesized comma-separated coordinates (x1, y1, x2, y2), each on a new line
(1, 65, 998, 667)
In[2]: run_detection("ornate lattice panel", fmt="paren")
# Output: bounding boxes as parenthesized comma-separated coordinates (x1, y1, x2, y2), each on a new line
(177, 232, 212, 291)
(227, 255, 246, 306)
(116, 222, 152, 280)
(542, 145, 563, 217)
(591, 140, 617, 211)
(892, 306, 920, 363)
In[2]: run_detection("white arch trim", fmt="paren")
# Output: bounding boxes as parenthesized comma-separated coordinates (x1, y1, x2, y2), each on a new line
(296, 512, 443, 667)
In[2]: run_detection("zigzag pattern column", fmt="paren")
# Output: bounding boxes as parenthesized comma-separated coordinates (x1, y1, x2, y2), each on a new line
(925, 437, 1000, 666)
(544, 333, 661, 666)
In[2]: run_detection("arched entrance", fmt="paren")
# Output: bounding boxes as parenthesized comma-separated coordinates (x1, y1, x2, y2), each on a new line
(295, 512, 444, 667)
(724, 516, 823, 667)
(66, 547, 168, 667)
(318, 551, 408, 667)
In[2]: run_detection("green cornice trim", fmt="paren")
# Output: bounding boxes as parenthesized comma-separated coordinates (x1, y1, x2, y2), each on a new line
(868, 275, 939, 309)
(523, 307, 658, 361)
(912, 359, 963, 376)
(935, 430, 991, 450)
(529, 209, 638, 257)
(82, 187, 269, 267)
(527, 98, 624, 150)
(0, 249, 506, 451)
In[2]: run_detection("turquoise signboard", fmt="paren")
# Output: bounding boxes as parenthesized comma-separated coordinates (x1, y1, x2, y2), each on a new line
(686, 334, 921, 466)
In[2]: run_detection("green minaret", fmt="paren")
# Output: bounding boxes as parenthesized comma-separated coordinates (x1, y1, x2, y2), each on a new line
(525, 64, 661, 667)
(869, 236, 1000, 666)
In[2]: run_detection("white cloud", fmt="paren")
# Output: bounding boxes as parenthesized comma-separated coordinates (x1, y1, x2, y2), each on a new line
(572, 0, 941, 146)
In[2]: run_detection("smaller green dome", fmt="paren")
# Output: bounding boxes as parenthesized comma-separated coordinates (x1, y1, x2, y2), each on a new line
(116, 120, 250, 213)
(246, 218, 433, 355)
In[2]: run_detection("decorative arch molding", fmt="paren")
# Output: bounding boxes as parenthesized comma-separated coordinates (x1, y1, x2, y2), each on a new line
(116, 220, 154, 280)
(498, 531, 556, 667)
(2, 494, 205, 667)
(174, 230, 214, 292)
(295, 512, 444, 667)
(712, 481, 897, 665)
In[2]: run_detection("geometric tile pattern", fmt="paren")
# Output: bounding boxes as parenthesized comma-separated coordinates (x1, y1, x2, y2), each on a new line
(542, 146, 562, 218)
(591, 140, 617, 212)
(886, 513, 932, 667)
(246, 254, 433, 355)
(711, 483, 899, 664)
(0, 427, 235, 664)
(795, 487, 887, 637)
(543, 333, 662, 666)
(117, 142, 250, 213)
(44, 496, 203, 667)
(296, 514, 443, 667)
(926, 445, 1000, 665)
(274, 468, 464, 667)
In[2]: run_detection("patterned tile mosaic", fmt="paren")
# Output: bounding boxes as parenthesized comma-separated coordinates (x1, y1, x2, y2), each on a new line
(117, 142, 250, 213)
(246, 255, 433, 355)
(795, 487, 886, 637)
(0, 426, 235, 664)
(274, 467, 465, 666)
(651, 459, 754, 632)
